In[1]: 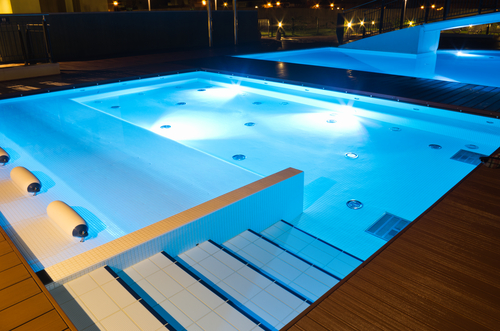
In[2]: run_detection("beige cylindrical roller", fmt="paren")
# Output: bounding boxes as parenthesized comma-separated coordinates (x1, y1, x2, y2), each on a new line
(10, 166, 41, 195)
(0, 147, 9, 165)
(47, 201, 89, 240)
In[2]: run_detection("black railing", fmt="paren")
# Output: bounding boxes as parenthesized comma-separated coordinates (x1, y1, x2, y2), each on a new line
(342, 0, 500, 41)
(0, 15, 53, 65)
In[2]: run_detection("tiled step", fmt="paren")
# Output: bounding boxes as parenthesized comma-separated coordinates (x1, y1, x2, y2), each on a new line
(121, 252, 267, 331)
(223, 229, 340, 302)
(178, 241, 311, 330)
(261, 220, 364, 279)
(49, 266, 173, 331)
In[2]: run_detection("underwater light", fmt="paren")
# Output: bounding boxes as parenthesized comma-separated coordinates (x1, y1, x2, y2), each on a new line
(232, 154, 246, 161)
(345, 152, 358, 159)
(244, 122, 256, 126)
(429, 144, 442, 149)
(346, 200, 363, 209)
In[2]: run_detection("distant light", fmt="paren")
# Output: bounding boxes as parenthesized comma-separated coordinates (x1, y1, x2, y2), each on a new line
(409, 21, 413, 25)
(276, 1, 280, 5)
(469, 24, 473, 27)
(202, 0, 206, 4)
(337, 7, 340, 9)
(347, 22, 352, 28)
(278, 22, 282, 27)
(315, 4, 319, 8)
(267, 2, 272, 6)
(223, 2, 227, 6)
(360, 21, 364, 26)
(330, 3, 334, 7)
(113, 1, 118, 5)
(431, 4, 435, 8)
(371, 21, 375, 25)
(255, 5, 258, 8)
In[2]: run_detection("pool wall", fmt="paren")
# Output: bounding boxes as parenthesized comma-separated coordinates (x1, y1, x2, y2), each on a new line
(45, 167, 304, 289)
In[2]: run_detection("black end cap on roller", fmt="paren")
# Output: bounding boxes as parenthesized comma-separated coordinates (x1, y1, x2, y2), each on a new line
(73, 224, 89, 238)
(27, 183, 41, 193)
(0, 155, 9, 164)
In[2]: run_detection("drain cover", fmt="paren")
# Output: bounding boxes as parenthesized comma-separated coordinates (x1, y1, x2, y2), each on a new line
(347, 200, 363, 209)
(253, 102, 262, 105)
(244, 122, 255, 126)
(197, 89, 206, 91)
(232, 154, 246, 161)
(451, 149, 486, 165)
(429, 144, 442, 149)
(326, 119, 337, 123)
(465, 144, 478, 149)
(390, 127, 401, 131)
(160, 125, 171, 129)
(366, 213, 410, 241)
(111, 106, 120, 109)
(176, 102, 186, 105)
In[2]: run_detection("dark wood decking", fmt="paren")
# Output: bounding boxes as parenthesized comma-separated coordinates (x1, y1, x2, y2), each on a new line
(0, 226, 76, 331)
(282, 148, 500, 331)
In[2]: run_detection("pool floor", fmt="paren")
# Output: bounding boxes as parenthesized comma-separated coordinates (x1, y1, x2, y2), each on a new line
(1, 71, 499, 272)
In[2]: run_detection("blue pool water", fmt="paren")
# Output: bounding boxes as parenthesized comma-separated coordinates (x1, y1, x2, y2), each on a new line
(236, 48, 500, 87)
(1, 71, 499, 271)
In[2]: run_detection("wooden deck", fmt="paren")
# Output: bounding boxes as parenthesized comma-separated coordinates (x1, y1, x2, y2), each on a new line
(0, 226, 76, 331)
(282, 147, 500, 331)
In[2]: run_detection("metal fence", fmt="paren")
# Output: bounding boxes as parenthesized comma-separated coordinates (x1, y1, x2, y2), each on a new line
(0, 15, 53, 65)
(342, 0, 500, 41)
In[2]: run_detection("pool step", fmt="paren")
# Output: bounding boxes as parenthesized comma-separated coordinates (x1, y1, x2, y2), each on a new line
(122, 251, 267, 331)
(261, 220, 364, 279)
(49, 266, 174, 331)
(178, 241, 310, 330)
(223, 229, 341, 302)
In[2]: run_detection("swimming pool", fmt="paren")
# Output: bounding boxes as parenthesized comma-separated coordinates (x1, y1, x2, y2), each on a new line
(236, 48, 500, 88)
(0, 71, 498, 272)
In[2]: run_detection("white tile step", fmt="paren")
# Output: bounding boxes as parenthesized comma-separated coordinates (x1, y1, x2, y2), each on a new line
(223, 229, 341, 302)
(50, 266, 173, 331)
(178, 241, 311, 331)
(121, 251, 268, 331)
(261, 220, 364, 279)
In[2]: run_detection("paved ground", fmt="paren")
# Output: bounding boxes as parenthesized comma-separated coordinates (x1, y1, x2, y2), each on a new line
(1, 35, 499, 116)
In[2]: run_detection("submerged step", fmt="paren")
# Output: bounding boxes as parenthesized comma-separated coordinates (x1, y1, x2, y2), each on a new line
(178, 241, 311, 330)
(49, 266, 173, 331)
(261, 220, 364, 279)
(122, 251, 267, 331)
(223, 229, 340, 302)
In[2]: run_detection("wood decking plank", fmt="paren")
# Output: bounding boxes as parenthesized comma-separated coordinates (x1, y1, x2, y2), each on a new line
(0, 264, 31, 291)
(10, 310, 69, 331)
(0, 240, 13, 256)
(0, 292, 54, 331)
(0, 251, 21, 272)
(0, 278, 41, 312)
